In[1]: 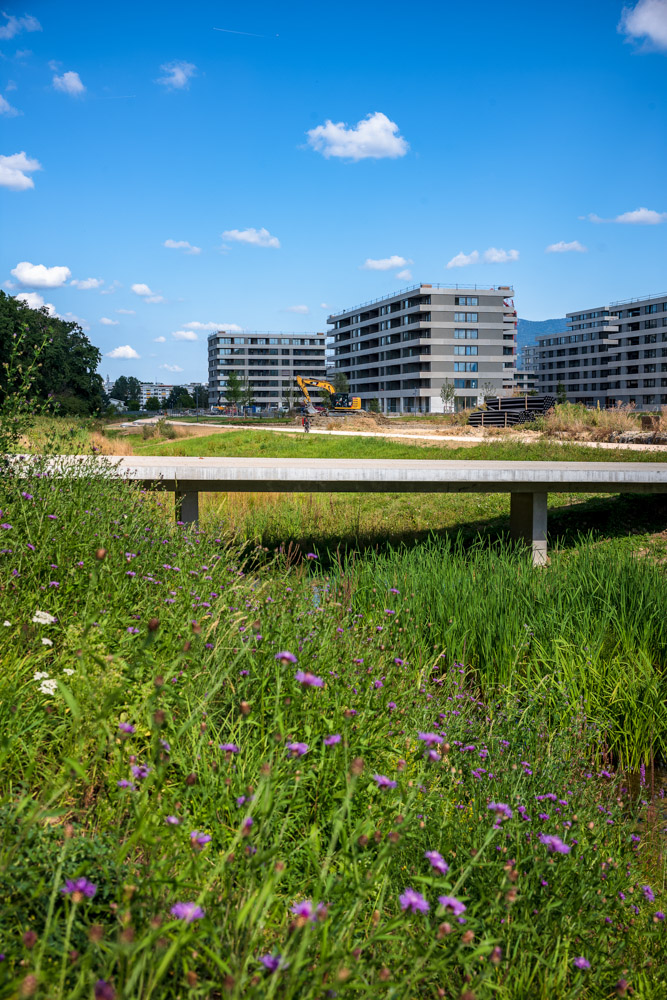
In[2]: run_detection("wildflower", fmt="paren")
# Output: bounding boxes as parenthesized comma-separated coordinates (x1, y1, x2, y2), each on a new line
(32, 610, 56, 625)
(275, 651, 297, 663)
(118, 722, 135, 734)
(130, 764, 151, 780)
(539, 834, 571, 854)
(290, 899, 320, 921)
(94, 981, 116, 1000)
(438, 895, 466, 916)
(324, 734, 341, 746)
(488, 802, 513, 822)
(286, 742, 309, 757)
(165, 815, 180, 825)
(2, 621, 10, 627)
(399, 888, 430, 914)
(295, 670, 324, 687)
(34, 671, 49, 680)
(389, 587, 400, 594)
(642, 885, 655, 902)
(61, 877, 97, 901)
(373, 679, 384, 689)
(39, 679, 58, 695)
(219, 742, 240, 753)
(306, 553, 318, 559)
(116, 780, 136, 790)
(418, 732, 443, 747)
(170, 902, 204, 922)
(393, 657, 404, 665)
(160, 739, 170, 752)
(373, 774, 397, 789)
(190, 831, 212, 849)
(654, 911, 665, 921)
(425, 850, 449, 875)
(388, 701, 396, 711)
(573, 957, 591, 970)
(41, 637, 53, 647)
(63, 668, 75, 676)
(259, 954, 284, 972)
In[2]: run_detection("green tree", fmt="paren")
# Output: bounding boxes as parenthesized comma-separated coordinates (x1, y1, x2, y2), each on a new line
(439, 379, 456, 413)
(241, 379, 255, 413)
(368, 398, 381, 413)
(127, 399, 140, 412)
(223, 371, 245, 409)
(556, 382, 568, 404)
(145, 396, 161, 411)
(111, 376, 142, 404)
(177, 392, 195, 408)
(0, 291, 104, 413)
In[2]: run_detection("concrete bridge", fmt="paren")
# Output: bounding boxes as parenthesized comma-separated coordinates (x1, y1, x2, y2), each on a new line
(111, 456, 667, 565)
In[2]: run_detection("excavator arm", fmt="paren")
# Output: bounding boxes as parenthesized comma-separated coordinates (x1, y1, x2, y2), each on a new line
(295, 375, 362, 414)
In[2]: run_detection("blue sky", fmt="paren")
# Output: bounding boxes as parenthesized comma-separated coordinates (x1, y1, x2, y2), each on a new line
(1, 0, 666, 383)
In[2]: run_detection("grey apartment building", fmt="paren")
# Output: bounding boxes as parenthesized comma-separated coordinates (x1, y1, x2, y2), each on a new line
(328, 284, 517, 413)
(207, 331, 327, 409)
(534, 293, 667, 409)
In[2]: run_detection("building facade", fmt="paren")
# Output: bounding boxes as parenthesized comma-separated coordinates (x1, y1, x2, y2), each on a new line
(139, 382, 207, 406)
(327, 284, 517, 413)
(513, 370, 537, 393)
(534, 293, 667, 409)
(207, 331, 327, 409)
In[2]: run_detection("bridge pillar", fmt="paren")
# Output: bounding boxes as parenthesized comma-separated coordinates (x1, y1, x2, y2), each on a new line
(175, 490, 199, 526)
(510, 492, 547, 566)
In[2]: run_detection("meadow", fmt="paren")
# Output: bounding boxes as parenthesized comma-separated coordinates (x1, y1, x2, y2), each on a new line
(1, 422, 666, 998)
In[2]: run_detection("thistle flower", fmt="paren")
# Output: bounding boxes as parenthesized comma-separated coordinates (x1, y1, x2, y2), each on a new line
(170, 901, 204, 922)
(399, 888, 430, 914)
(438, 895, 466, 916)
(165, 815, 180, 825)
(324, 734, 341, 746)
(425, 850, 449, 875)
(488, 802, 513, 822)
(259, 954, 284, 972)
(539, 833, 570, 854)
(275, 651, 297, 663)
(118, 722, 135, 734)
(61, 877, 97, 900)
(418, 732, 443, 747)
(573, 957, 590, 970)
(190, 831, 212, 849)
(643, 885, 655, 902)
(295, 670, 324, 687)
(219, 743, 240, 753)
(94, 981, 116, 1000)
(130, 765, 151, 780)
(373, 774, 397, 789)
(290, 899, 325, 921)
(286, 742, 309, 757)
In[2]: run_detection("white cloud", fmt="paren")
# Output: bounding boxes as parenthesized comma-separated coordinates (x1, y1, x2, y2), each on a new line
(545, 240, 587, 253)
(11, 261, 71, 288)
(482, 247, 520, 264)
(15, 291, 56, 315)
(183, 320, 243, 332)
(160, 363, 184, 372)
(100, 280, 122, 295)
(619, 0, 667, 50)
(116, 308, 135, 314)
(0, 12, 41, 40)
(446, 250, 480, 269)
(361, 255, 412, 271)
(307, 111, 409, 161)
(284, 304, 309, 314)
(396, 269, 413, 280)
(0, 151, 41, 191)
(71, 277, 104, 289)
(62, 312, 90, 331)
(0, 94, 20, 117)
(131, 282, 165, 302)
(157, 61, 197, 89)
(221, 227, 280, 248)
(100, 317, 119, 325)
(172, 330, 198, 340)
(106, 345, 140, 359)
(320, 302, 329, 310)
(53, 71, 85, 96)
(164, 238, 201, 254)
(153, 336, 166, 342)
(585, 206, 667, 224)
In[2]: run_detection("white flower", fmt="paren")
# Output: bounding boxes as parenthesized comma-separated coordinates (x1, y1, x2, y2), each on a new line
(41, 637, 53, 647)
(3, 620, 10, 627)
(34, 671, 50, 680)
(63, 668, 75, 676)
(38, 679, 58, 695)
(32, 610, 56, 625)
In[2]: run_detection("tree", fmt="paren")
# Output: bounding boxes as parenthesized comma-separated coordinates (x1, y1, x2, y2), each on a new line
(439, 380, 456, 413)
(368, 398, 381, 413)
(177, 391, 195, 408)
(556, 382, 568, 404)
(0, 291, 105, 413)
(480, 381, 498, 401)
(241, 379, 255, 413)
(145, 396, 161, 411)
(190, 384, 207, 408)
(111, 376, 142, 404)
(165, 386, 184, 409)
(127, 398, 140, 412)
(223, 371, 245, 409)
(283, 384, 296, 412)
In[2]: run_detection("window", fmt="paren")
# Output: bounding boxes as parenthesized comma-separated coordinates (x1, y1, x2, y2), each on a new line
(455, 296, 478, 306)
(454, 328, 478, 339)
(644, 379, 656, 387)
(465, 345, 478, 355)
(454, 312, 478, 323)
(454, 378, 478, 388)
(646, 304, 659, 314)
(454, 345, 465, 355)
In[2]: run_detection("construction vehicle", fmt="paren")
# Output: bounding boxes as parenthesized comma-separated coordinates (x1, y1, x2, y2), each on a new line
(295, 375, 362, 415)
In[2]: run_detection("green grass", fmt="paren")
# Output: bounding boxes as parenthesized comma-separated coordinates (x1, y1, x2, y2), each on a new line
(130, 428, 667, 462)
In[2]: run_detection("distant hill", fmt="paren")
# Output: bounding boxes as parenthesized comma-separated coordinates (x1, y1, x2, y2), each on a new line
(517, 317, 567, 350)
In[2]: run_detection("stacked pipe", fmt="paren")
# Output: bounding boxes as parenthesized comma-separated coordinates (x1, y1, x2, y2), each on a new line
(467, 395, 556, 428)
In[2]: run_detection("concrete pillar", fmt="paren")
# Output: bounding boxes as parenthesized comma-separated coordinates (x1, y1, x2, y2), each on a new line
(510, 492, 548, 566)
(175, 490, 199, 526)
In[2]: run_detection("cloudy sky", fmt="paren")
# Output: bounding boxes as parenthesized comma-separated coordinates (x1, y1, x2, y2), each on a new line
(1, 0, 666, 382)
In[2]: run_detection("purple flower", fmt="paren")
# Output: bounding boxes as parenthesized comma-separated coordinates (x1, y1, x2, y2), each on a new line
(654, 911, 665, 921)
(573, 957, 590, 971)
(118, 722, 135, 734)
(418, 732, 443, 747)
(643, 885, 655, 902)
(388, 701, 397, 711)
(165, 815, 180, 825)
(190, 831, 212, 849)
(306, 552, 318, 559)
(219, 742, 240, 753)
(61, 877, 97, 899)
(290, 899, 319, 920)
(295, 670, 324, 687)
(275, 651, 297, 663)
(130, 764, 151, 780)
(539, 834, 570, 854)
(488, 802, 513, 821)
(94, 981, 116, 1000)
(324, 734, 341, 746)
(373, 774, 397, 789)
(170, 901, 204, 922)
(160, 739, 171, 752)
(393, 657, 404, 665)
(286, 742, 309, 757)
(116, 780, 136, 790)
(438, 895, 466, 916)
(425, 850, 449, 875)
(399, 888, 430, 914)
(389, 587, 400, 594)
(259, 953, 284, 972)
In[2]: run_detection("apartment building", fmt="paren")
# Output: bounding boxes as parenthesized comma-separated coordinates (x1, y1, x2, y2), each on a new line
(207, 331, 327, 409)
(535, 293, 667, 409)
(139, 382, 207, 406)
(514, 370, 537, 393)
(327, 284, 517, 413)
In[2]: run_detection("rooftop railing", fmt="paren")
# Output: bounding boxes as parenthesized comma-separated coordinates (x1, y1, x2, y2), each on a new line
(327, 283, 514, 317)
(609, 293, 667, 307)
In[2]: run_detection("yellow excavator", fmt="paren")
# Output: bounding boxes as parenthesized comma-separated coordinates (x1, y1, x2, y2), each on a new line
(296, 375, 362, 414)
